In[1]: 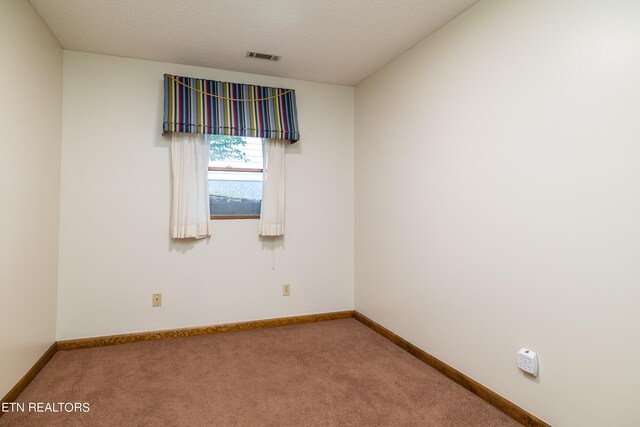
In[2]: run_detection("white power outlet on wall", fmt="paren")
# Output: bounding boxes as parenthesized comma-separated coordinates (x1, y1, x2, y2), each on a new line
(517, 348, 538, 376)
(152, 293, 162, 307)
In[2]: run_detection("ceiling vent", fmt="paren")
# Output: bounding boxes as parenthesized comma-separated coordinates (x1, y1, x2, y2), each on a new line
(246, 51, 280, 62)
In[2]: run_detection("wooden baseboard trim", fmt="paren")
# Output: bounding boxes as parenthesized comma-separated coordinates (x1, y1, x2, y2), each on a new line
(353, 311, 550, 427)
(57, 310, 355, 351)
(1, 342, 58, 414)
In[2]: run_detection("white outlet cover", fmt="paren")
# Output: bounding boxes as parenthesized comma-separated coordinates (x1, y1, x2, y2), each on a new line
(517, 348, 538, 377)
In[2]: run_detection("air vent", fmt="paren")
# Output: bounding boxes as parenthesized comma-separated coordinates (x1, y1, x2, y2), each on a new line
(246, 51, 280, 61)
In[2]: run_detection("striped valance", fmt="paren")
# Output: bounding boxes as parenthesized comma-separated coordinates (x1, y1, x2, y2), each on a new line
(163, 74, 299, 142)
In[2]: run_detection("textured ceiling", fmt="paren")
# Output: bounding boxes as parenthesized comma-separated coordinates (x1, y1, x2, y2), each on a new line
(29, 0, 479, 86)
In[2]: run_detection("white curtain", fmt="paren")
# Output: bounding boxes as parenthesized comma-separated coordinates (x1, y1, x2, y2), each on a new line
(260, 138, 286, 236)
(171, 132, 210, 239)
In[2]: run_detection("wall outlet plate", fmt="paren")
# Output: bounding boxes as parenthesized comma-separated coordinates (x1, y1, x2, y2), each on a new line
(152, 293, 162, 307)
(282, 283, 290, 296)
(518, 348, 538, 376)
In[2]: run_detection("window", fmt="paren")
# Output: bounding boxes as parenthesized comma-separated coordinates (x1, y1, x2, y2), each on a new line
(209, 135, 263, 219)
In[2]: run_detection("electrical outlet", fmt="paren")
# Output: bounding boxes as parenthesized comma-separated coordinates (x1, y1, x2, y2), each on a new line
(517, 348, 538, 376)
(152, 293, 162, 307)
(282, 283, 290, 296)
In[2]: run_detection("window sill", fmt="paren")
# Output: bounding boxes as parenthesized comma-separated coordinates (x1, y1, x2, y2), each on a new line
(211, 215, 260, 220)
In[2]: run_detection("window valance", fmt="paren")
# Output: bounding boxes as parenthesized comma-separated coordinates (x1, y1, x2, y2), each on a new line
(163, 74, 300, 142)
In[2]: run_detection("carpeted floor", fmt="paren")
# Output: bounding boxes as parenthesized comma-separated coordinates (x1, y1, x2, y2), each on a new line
(0, 319, 518, 426)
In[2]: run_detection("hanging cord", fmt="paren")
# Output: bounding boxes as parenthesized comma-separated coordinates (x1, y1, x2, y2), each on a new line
(166, 75, 293, 102)
(272, 240, 276, 270)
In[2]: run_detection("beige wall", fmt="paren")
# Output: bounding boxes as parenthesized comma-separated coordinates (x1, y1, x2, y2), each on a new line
(355, 0, 640, 425)
(0, 0, 62, 397)
(57, 51, 355, 340)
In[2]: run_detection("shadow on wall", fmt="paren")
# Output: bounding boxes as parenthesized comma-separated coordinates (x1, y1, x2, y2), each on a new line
(169, 235, 210, 253)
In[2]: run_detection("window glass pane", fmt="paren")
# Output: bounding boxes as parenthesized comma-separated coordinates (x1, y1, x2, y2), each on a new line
(209, 172, 262, 217)
(209, 136, 263, 169)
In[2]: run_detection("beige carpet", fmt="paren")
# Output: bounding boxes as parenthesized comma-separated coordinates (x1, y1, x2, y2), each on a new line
(0, 319, 518, 426)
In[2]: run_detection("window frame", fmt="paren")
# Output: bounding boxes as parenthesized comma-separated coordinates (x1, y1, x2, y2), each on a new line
(208, 145, 264, 220)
